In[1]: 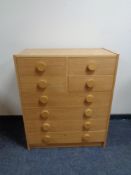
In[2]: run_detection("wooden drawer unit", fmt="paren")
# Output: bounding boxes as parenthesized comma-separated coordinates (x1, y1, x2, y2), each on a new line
(14, 48, 119, 149)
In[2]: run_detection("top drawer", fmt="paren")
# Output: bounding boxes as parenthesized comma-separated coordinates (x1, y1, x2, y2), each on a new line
(68, 57, 117, 75)
(15, 57, 66, 76)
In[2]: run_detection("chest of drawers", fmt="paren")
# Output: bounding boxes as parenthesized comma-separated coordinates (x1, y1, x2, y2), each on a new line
(14, 48, 119, 149)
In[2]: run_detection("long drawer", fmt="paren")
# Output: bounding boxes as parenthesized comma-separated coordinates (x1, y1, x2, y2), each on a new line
(23, 106, 109, 121)
(27, 131, 106, 145)
(21, 92, 111, 108)
(25, 118, 107, 132)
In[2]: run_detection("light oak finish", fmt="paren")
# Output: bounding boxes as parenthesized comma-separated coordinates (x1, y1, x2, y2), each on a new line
(24, 107, 109, 121)
(69, 75, 114, 92)
(16, 58, 66, 76)
(14, 48, 119, 149)
(68, 57, 116, 75)
(37, 79, 47, 89)
(39, 95, 48, 104)
(28, 131, 106, 145)
(20, 92, 112, 108)
(40, 110, 49, 120)
(25, 118, 107, 132)
(20, 76, 67, 93)
(36, 61, 47, 72)
(84, 108, 93, 118)
(14, 48, 117, 57)
(87, 62, 96, 71)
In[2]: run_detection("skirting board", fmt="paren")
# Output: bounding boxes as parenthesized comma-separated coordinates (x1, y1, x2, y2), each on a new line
(0, 114, 131, 119)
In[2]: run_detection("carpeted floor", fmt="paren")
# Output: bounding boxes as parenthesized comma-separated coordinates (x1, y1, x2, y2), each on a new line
(0, 117, 131, 175)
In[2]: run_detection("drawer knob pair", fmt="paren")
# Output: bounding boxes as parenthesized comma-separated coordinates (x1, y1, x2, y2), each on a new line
(85, 94, 94, 103)
(86, 79, 94, 88)
(87, 62, 96, 71)
(36, 62, 46, 72)
(84, 108, 93, 117)
(82, 134, 90, 141)
(40, 110, 49, 120)
(39, 96, 48, 104)
(42, 135, 50, 143)
(37, 80, 47, 89)
(42, 123, 50, 131)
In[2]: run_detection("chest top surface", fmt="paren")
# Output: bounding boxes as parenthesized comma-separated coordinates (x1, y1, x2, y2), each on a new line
(14, 48, 117, 58)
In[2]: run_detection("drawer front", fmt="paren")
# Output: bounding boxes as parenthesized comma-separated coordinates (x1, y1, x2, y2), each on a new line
(16, 57, 66, 76)
(28, 131, 106, 145)
(68, 75, 114, 92)
(20, 76, 67, 93)
(68, 57, 116, 75)
(21, 92, 111, 108)
(25, 118, 107, 132)
(23, 106, 109, 121)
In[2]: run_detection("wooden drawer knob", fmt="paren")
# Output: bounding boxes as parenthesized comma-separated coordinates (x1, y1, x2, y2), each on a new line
(82, 134, 90, 142)
(84, 108, 93, 117)
(84, 122, 91, 130)
(87, 63, 96, 71)
(36, 62, 46, 72)
(86, 79, 94, 88)
(39, 96, 48, 104)
(42, 123, 50, 131)
(42, 135, 50, 143)
(37, 80, 47, 89)
(85, 94, 94, 103)
(40, 110, 49, 120)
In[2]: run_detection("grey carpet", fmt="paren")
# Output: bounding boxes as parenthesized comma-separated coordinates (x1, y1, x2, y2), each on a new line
(0, 117, 131, 175)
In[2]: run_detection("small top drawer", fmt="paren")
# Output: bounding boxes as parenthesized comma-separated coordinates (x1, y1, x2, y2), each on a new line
(68, 57, 117, 75)
(15, 57, 66, 76)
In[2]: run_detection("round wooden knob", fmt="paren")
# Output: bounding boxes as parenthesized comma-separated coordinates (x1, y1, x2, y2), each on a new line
(84, 108, 93, 118)
(36, 62, 46, 72)
(42, 123, 50, 131)
(84, 122, 91, 130)
(86, 79, 94, 88)
(87, 62, 96, 71)
(82, 134, 90, 142)
(85, 94, 94, 103)
(42, 135, 50, 143)
(40, 110, 49, 120)
(39, 96, 48, 104)
(37, 80, 47, 89)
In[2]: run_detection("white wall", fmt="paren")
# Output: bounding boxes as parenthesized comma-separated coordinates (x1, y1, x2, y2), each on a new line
(0, 0, 131, 115)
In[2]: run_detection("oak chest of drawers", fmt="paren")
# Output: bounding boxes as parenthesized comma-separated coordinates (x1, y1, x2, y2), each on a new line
(14, 48, 119, 149)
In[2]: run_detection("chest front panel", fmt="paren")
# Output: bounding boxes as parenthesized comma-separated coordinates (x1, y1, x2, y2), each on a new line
(14, 49, 118, 149)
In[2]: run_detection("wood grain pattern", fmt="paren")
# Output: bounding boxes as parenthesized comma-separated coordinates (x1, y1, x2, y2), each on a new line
(27, 131, 106, 145)
(13, 48, 119, 149)
(23, 106, 109, 121)
(14, 48, 117, 57)
(21, 92, 111, 108)
(68, 57, 117, 75)
(103, 54, 119, 146)
(68, 75, 114, 92)
(20, 76, 67, 93)
(25, 118, 107, 132)
(16, 57, 66, 76)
